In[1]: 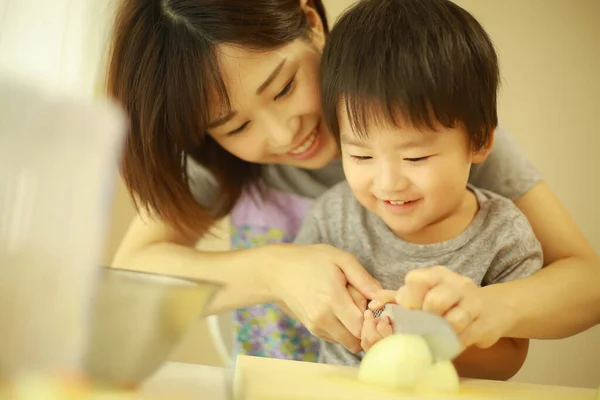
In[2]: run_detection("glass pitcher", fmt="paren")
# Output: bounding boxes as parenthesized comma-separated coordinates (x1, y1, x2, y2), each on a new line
(0, 74, 126, 378)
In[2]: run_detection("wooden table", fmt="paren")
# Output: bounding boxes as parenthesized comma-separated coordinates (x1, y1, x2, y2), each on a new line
(141, 358, 597, 400)
(140, 362, 234, 399)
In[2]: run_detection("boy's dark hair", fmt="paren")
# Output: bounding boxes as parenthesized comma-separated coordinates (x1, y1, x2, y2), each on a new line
(320, 0, 499, 150)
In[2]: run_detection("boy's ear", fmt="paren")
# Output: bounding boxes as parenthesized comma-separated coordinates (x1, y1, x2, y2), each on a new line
(471, 128, 495, 164)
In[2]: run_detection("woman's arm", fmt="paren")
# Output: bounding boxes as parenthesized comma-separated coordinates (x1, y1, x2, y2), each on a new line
(112, 211, 273, 313)
(490, 181, 600, 338)
(453, 338, 529, 381)
(382, 181, 600, 348)
(111, 210, 381, 353)
(468, 128, 600, 337)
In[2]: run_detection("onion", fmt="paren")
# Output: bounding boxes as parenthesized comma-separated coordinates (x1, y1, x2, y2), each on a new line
(358, 334, 460, 394)
(358, 334, 433, 389)
(415, 360, 460, 393)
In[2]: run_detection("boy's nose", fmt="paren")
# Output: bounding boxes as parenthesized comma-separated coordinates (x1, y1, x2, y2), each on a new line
(376, 164, 409, 193)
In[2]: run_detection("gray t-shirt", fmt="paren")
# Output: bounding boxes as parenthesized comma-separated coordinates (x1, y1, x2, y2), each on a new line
(294, 182, 543, 367)
(186, 125, 544, 364)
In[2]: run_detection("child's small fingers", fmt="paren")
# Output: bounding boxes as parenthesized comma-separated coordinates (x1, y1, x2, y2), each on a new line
(361, 317, 379, 351)
(377, 316, 394, 337)
(362, 326, 384, 351)
(361, 331, 378, 352)
(361, 312, 377, 340)
(361, 338, 373, 352)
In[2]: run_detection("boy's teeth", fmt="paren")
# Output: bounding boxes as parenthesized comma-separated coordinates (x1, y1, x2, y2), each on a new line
(389, 200, 408, 205)
(290, 132, 316, 154)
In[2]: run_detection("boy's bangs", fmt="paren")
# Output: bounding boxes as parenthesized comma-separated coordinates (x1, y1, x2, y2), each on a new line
(342, 93, 455, 141)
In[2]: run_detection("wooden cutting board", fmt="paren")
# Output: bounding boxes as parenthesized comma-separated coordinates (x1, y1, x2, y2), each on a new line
(233, 355, 596, 400)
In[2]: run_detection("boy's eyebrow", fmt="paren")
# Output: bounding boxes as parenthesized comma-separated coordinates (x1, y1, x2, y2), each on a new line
(396, 136, 435, 149)
(340, 132, 437, 149)
(340, 134, 369, 148)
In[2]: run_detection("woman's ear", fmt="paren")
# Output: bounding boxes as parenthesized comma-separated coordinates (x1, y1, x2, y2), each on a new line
(472, 129, 495, 164)
(300, 0, 326, 50)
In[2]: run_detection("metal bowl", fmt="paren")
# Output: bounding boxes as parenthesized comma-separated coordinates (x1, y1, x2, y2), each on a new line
(82, 267, 222, 387)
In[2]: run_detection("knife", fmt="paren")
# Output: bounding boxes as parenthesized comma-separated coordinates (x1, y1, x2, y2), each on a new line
(373, 304, 462, 362)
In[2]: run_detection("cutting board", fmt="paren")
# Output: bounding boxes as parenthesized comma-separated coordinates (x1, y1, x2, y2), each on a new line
(233, 355, 595, 400)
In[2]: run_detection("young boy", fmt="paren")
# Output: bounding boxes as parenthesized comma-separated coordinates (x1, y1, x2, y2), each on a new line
(294, 0, 543, 379)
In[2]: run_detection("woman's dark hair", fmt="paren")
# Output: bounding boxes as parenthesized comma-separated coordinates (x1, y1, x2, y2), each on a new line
(108, 0, 329, 235)
(320, 0, 499, 151)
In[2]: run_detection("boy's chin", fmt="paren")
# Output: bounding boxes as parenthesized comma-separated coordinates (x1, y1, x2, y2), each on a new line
(381, 217, 433, 243)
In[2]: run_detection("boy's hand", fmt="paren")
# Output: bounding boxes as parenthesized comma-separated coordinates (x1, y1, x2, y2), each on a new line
(369, 266, 513, 349)
(360, 310, 394, 352)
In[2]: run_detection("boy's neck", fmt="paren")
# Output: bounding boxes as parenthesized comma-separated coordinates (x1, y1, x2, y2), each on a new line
(393, 188, 479, 245)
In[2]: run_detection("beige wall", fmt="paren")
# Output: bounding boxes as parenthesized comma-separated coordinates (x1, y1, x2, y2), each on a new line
(103, 0, 600, 389)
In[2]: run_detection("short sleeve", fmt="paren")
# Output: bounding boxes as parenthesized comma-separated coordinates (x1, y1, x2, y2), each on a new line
(469, 125, 543, 201)
(293, 213, 323, 245)
(293, 186, 340, 245)
(482, 214, 544, 285)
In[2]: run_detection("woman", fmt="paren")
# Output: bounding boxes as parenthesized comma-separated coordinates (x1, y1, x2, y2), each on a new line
(108, 0, 600, 363)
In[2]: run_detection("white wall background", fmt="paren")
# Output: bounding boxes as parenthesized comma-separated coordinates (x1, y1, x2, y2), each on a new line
(0, 0, 115, 96)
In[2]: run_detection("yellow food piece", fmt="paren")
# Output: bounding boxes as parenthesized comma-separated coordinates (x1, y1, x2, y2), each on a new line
(414, 360, 460, 393)
(358, 334, 433, 389)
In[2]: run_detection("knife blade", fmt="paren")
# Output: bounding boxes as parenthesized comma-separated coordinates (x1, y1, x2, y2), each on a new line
(374, 304, 462, 362)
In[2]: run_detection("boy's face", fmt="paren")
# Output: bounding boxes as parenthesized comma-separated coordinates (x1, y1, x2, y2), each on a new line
(339, 107, 492, 243)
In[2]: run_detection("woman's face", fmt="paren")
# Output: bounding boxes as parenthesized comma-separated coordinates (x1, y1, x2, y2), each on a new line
(206, 8, 339, 169)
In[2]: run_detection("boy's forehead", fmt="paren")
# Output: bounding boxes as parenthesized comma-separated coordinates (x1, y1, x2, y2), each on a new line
(337, 100, 422, 139)
(339, 122, 441, 149)
(337, 99, 408, 133)
(336, 98, 464, 144)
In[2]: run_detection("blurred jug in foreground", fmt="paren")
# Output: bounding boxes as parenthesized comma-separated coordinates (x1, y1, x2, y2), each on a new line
(0, 73, 126, 377)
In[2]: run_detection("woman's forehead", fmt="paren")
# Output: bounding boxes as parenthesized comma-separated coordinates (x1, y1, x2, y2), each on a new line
(208, 41, 312, 120)
(216, 42, 299, 91)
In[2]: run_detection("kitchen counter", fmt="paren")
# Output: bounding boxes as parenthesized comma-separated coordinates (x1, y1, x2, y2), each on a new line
(141, 358, 598, 400)
(141, 362, 234, 399)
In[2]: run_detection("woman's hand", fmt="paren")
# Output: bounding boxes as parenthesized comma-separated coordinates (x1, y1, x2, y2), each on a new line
(347, 284, 369, 313)
(370, 266, 515, 349)
(264, 244, 382, 353)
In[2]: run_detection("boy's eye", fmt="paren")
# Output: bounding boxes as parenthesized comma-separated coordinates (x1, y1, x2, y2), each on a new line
(405, 156, 430, 164)
(351, 155, 372, 163)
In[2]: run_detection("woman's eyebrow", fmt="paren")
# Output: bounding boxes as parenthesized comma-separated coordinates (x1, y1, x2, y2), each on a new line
(256, 58, 287, 94)
(207, 58, 288, 128)
(207, 110, 237, 129)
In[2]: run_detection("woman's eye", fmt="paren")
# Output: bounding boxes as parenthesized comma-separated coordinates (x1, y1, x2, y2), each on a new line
(227, 121, 249, 136)
(274, 76, 296, 101)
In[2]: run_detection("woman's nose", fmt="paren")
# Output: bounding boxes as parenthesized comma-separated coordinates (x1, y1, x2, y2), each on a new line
(265, 114, 301, 151)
